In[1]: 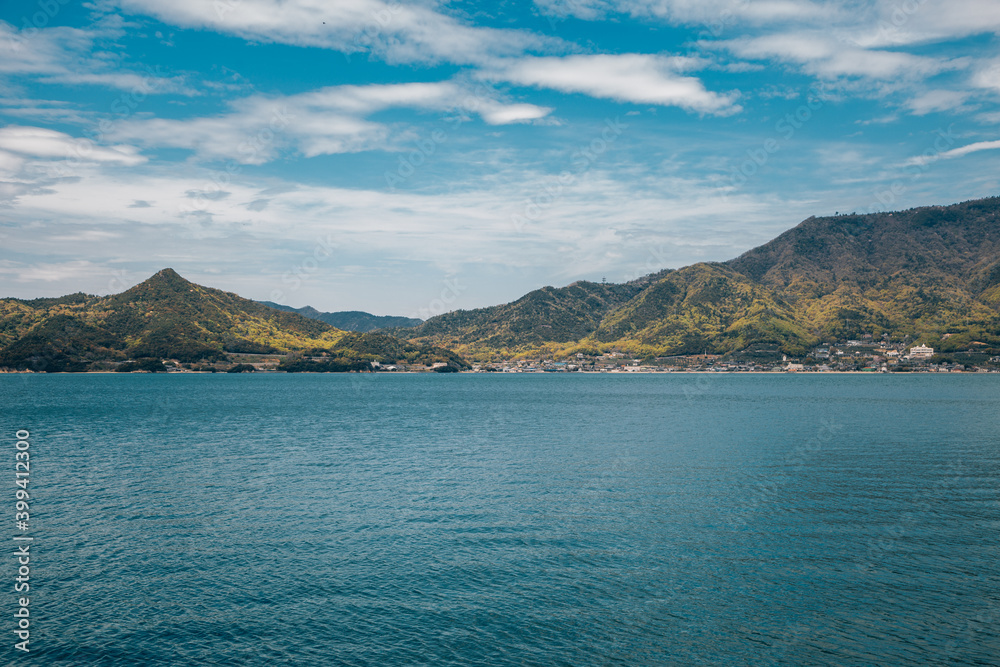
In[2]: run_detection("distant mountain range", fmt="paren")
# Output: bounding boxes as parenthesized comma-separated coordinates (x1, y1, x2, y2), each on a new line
(0, 269, 464, 372)
(257, 302, 422, 332)
(396, 196, 1000, 361)
(4, 196, 999, 370)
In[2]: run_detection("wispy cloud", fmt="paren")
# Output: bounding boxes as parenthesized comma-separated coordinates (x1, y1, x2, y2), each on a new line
(0, 259, 109, 284)
(860, 0, 1000, 47)
(904, 89, 971, 115)
(0, 21, 192, 94)
(973, 58, 1000, 93)
(713, 32, 956, 80)
(109, 81, 553, 164)
(542, 0, 1000, 45)
(0, 125, 146, 165)
(484, 54, 741, 114)
(536, 0, 836, 25)
(902, 139, 1000, 167)
(106, 0, 560, 65)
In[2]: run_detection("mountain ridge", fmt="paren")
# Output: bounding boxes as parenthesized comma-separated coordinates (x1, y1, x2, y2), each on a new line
(398, 196, 1000, 360)
(257, 301, 422, 332)
(0, 269, 466, 372)
(4, 196, 999, 368)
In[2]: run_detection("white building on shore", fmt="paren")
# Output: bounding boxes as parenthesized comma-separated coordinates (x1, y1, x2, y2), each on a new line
(908, 344, 934, 359)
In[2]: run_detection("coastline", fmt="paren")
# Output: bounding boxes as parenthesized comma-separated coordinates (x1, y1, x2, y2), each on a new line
(2, 369, 994, 375)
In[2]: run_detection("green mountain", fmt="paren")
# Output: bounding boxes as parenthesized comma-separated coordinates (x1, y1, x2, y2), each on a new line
(258, 301, 422, 332)
(400, 196, 1000, 360)
(723, 199, 1000, 348)
(392, 280, 646, 360)
(0, 269, 466, 372)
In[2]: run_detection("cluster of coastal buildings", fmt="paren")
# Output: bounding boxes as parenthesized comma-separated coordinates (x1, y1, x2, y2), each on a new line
(471, 342, 999, 373)
(107, 339, 998, 374)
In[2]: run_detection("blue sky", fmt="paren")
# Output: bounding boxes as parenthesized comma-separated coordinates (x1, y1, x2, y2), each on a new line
(1, 0, 999, 316)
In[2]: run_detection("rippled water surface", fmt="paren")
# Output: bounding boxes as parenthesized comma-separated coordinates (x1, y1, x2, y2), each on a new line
(3, 373, 999, 665)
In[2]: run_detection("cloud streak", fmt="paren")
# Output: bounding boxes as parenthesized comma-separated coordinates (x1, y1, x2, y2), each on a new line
(714, 32, 956, 80)
(108, 0, 560, 65)
(0, 125, 146, 165)
(903, 139, 1000, 167)
(108, 81, 553, 164)
(0, 20, 191, 94)
(485, 54, 741, 114)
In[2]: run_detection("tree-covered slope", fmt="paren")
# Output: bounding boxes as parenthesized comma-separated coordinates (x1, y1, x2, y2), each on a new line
(724, 197, 1000, 346)
(79, 268, 341, 361)
(594, 264, 812, 355)
(727, 198, 1000, 289)
(0, 269, 465, 371)
(398, 280, 645, 356)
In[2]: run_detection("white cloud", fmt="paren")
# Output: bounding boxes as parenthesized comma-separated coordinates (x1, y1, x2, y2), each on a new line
(902, 139, 1000, 167)
(860, 0, 1000, 47)
(716, 32, 952, 80)
(109, 81, 553, 163)
(39, 71, 188, 93)
(0, 260, 109, 284)
(535, 0, 614, 20)
(0, 126, 146, 165)
(541, 0, 1000, 44)
(0, 23, 93, 75)
(0, 149, 25, 175)
(112, 108, 379, 165)
(0, 21, 190, 94)
(48, 230, 121, 242)
(973, 59, 1000, 93)
(484, 54, 741, 114)
(905, 89, 970, 115)
(0, 102, 91, 125)
(976, 111, 1000, 124)
(107, 0, 558, 65)
(536, 0, 835, 25)
(479, 103, 555, 125)
(935, 139, 1000, 159)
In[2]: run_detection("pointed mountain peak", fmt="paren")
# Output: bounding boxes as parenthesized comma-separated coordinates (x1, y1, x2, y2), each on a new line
(108, 268, 197, 303)
(148, 268, 188, 283)
(136, 268, 196, 291)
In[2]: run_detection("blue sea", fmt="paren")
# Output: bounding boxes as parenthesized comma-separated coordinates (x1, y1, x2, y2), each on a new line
(3, 373, 999, 665)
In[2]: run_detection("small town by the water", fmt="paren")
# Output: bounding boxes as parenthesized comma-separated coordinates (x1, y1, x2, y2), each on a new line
(121, 336, 997, 374)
